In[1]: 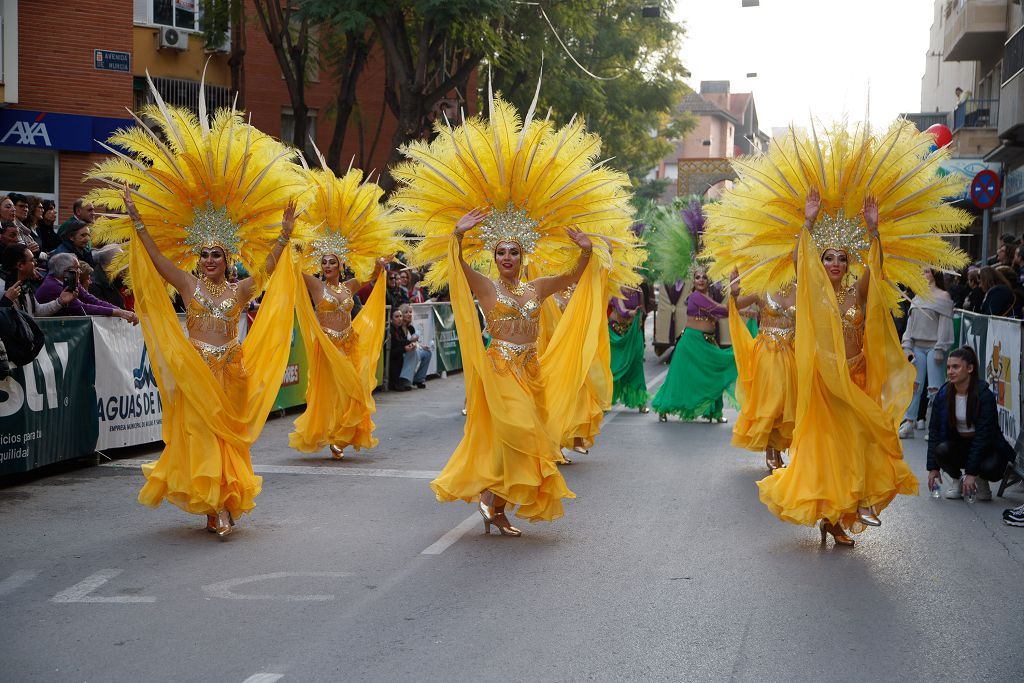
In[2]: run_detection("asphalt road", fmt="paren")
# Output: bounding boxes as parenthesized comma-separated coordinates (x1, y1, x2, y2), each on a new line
(2, 348, 1023, 682)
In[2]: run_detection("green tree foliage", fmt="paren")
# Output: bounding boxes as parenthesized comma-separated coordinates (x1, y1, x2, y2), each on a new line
(490, 1, 694, 180)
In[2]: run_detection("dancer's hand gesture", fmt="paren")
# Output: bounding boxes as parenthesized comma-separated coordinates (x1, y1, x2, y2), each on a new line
(863, 195, 879, 239)
(281, 200, 296, 242)
(567, 227, 592, 251)
(123, 183, 142, 226)
(804, 188, 821, 227)
(454, 208, 488, 236)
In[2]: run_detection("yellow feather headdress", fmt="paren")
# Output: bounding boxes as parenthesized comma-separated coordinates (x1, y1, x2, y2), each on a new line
(388, 82, 644, 295)
(85, 73, 306, 286)
(295, 150, 406, 281)
(703, 119, 971, 310)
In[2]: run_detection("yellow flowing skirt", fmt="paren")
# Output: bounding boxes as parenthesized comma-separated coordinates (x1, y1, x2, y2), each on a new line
(757, 237, 918, 532)
(729, 297, 796, 452)
(430, 237, 605, 521)
(130, 238, 297, 518)
(289, 266, 387, 453)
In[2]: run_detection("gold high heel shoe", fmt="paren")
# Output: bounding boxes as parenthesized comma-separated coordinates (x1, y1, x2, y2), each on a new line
(819, 520, 854, 547)
(329, 444, 344, 459)
(765, 448, 785, 473)
(857, 506, 881, 527)
(478, 493, 522, 537)
(215, 510, 233, 539)
(572, 445, 589, 455)
(205, 515, 218, 533)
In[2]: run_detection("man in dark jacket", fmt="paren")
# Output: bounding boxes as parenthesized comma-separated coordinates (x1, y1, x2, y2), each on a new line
(927, 347, 1013, 501)
(49, 221, 96, 269)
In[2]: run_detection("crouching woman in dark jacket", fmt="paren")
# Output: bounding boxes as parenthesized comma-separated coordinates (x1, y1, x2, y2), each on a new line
(927, 346, 1014, 501)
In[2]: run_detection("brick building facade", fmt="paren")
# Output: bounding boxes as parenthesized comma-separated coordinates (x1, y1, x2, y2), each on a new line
(0, 1, 440, 221)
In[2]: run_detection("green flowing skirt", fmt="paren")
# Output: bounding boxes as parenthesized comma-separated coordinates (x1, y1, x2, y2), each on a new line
(651, 327, 737, 420)
(609, 316, 648, 408)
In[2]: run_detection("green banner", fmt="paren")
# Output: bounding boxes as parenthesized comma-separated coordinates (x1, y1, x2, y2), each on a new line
(432, 303, 462, 372)
(271, 316, 309, 411)
(0, 318, 98, 475)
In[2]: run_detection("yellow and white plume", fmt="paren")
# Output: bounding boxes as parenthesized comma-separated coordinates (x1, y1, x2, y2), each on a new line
(388, 82, 643, 295)
(703, 120, 971, 309)
(86, 73, 306, 286)
(296, 151, 405, 281)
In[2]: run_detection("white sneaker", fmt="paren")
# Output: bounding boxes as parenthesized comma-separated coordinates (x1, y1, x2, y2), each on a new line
(976, 478, 992, 501)
(916, 419, 926, 430)
(898, 421, 915, 439)
(943, 476, 963, 499)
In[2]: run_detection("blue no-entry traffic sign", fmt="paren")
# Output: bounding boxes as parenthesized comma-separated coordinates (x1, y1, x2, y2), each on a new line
(970, 169, 1001, 209)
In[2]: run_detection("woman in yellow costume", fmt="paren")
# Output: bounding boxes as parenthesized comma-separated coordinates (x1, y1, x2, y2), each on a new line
(727, 283, 797, 473)
(391, 84, 642, 535)
(87, 78, 304, 538)
(704, 121, 970, 546)
(289, 158, 403, 459)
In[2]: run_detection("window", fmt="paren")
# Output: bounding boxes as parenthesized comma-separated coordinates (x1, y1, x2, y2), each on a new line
(147, 0, 200, 32)
(0, 148, 58, 202)
(280, 108, 318, 161)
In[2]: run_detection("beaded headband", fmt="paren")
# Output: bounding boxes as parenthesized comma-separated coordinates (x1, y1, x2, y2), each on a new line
(479, 205, 540, 254)
(309, 232, 350, 265)
(184, 201, 241, 258)
(812, 210, 869, 264)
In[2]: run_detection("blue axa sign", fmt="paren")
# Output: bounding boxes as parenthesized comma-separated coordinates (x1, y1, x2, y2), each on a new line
(0, 109, 134, 153)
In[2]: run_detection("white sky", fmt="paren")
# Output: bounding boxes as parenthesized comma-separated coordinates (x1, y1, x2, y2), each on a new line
(673, 0, 935, 133)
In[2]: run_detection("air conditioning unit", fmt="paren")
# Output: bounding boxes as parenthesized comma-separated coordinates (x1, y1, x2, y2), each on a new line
(158, 26, 188, 52)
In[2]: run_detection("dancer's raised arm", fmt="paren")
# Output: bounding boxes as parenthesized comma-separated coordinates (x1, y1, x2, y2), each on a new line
(124, 184, 193, 295)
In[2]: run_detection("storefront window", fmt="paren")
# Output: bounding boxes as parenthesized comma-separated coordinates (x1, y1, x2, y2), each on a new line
(0, 148, 58, 201)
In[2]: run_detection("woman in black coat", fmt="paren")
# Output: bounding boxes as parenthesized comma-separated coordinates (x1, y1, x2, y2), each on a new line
(927, 346, 1013, 501)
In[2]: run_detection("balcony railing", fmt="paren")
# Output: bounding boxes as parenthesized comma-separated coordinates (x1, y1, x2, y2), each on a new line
(953, 98, 999, 130)
(903, 112, 952, 132)
(1004, 25, 1024, 87)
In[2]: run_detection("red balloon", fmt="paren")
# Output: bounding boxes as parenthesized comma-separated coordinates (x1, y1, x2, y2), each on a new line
(926, 123, 952, 148)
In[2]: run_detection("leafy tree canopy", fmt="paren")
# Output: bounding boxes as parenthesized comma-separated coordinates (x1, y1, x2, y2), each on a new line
(489, 1, 694, 180)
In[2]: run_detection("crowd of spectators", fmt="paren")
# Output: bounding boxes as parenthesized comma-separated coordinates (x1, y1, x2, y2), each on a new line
(950, 233, 1024, 319)
(1, 193, 137, 330)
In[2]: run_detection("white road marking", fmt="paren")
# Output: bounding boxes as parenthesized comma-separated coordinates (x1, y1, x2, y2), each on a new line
(201, 572, 352, 601)
(0, 570, 38, 597)
(420, 514, 481, 555)
(243, 675, 284, 683)
(421, 364, 670, 556)
(51, 569, 157, 603)
(104, 459, 439, 480)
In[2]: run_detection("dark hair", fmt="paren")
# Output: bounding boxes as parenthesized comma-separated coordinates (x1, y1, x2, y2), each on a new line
(1, 244, 32, 276)
(979, 266, 1011, 291)
(24, 195, 41, 227)
(930, 268, 947, 291)
(946, 346, 980, 432)
(42, 199, 55, 212)
(72, 199, 85, 214)
(7, 192, 27, 205)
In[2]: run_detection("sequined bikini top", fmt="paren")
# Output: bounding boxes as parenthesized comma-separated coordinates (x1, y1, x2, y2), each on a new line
(761, 292, 795, 330)
(316, 282, 354, 330)
(837, 287, 864, 344)
(185, 280, 244, 339)
(485, 282, 540, 340)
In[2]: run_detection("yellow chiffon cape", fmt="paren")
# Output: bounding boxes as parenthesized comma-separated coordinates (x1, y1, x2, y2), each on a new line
(728, 297, 796, 452)
(756, 235, 918, 530)
(539, 289, 613, 450)
(430, 237, 604, 521)
(131, 237, 297, 517)
(288, 263, 387, 453)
